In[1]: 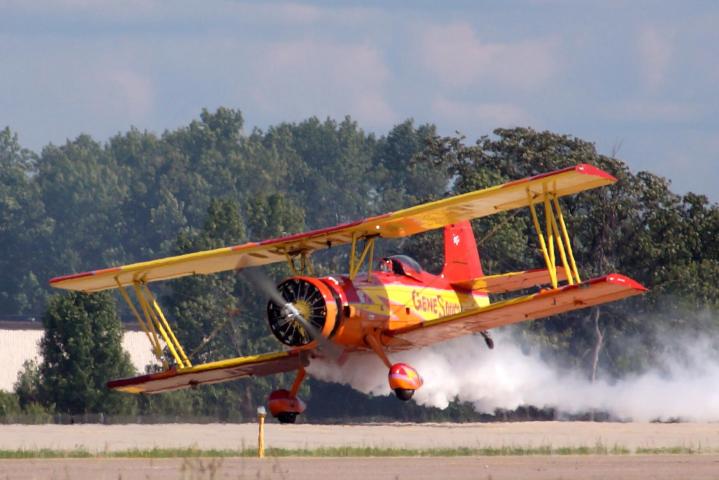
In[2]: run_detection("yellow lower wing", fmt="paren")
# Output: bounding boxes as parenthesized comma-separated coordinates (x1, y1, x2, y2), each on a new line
(109, 350, 309, 394)
(387, 274, 646, 349)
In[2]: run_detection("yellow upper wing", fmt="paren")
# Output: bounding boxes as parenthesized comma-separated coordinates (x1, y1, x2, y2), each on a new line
(50, 164, 615, 292)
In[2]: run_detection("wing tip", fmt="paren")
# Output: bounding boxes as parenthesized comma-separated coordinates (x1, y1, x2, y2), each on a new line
(503, 163, 617, 190)
(575, 163, 617, 183)
(602, 273, 648, 292)
(107, 368, 179, 394)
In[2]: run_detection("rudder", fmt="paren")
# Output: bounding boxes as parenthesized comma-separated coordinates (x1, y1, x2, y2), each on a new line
(441, 220, 483, 283)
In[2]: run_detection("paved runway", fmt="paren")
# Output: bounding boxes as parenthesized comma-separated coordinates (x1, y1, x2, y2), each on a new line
(2, 422, 718, 480)
(2, 455, 718, 480)
(0, 422, 719, 453)
(1, 422, 718, 452)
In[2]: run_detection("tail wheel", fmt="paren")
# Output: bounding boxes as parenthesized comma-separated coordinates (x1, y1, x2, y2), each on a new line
(394, 388, 415, 401)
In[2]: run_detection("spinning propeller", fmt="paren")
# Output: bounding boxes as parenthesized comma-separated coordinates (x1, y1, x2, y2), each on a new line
(241, 268, 342, 360)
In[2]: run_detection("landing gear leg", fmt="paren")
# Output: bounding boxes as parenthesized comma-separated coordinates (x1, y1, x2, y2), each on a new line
(365, 333, 423, 401)
(268, 367, 307, 424)
(480, 330, 494, 349)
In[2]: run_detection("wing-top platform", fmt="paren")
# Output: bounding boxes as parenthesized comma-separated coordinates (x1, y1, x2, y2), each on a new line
(50, 164, 614, 293)
(452, 267, 568, 294)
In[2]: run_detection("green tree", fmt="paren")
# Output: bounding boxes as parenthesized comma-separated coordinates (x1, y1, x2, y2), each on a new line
(0, 391, 20, 417)
(263, 116, 378, 229)
(0, 127, 52, 314)
(36, 135, 127, 275)
(37, 292, 135, 414)
(373, 119, 443, 211)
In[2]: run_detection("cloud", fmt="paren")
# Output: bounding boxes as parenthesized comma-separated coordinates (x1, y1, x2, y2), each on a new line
(0, 32, 158, 147)
(418, 22, 559, 90)
(432, 97, 533, 134)
(0, 1, 376, 29)
(248, 39, 396, 128)
(646, 131, 719, 199)
(0, 0, 158, 19)
(246, 2, 327, 24)
(232, 2, 376, 26)
(95, 69, 155, 120)
(601, 100, 702, 124)
(636, 25, 675, 91)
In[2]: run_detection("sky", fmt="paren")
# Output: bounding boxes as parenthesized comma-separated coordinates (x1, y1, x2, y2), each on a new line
(1, 1, 717, 201)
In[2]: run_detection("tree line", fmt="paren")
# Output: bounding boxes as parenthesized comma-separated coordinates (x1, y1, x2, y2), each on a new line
(0, 108, 717, 421)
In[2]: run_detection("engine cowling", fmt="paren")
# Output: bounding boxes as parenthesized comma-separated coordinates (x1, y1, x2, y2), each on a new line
(267, 277, 340, 347)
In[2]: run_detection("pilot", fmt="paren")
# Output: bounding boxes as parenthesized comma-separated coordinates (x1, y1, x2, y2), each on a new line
(380, 258, 394, 273)
(379, 257, 407, 275)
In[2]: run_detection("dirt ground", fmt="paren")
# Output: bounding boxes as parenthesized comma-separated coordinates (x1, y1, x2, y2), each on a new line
(0, 422, 717, 452)
(1, 455, 719, 480)
(1, 423, 718, 479)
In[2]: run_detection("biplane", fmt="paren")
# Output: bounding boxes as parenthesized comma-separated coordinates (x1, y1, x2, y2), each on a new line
(50, 164, 646, 423)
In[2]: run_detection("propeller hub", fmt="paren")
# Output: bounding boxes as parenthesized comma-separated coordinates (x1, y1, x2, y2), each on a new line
(292, 300, 312, 319)
(267, 277, 341, 347)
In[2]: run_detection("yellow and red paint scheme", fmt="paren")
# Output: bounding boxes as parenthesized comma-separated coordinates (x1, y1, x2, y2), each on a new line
(49, 164, 648, 423)
(264, 222, 488, 413)
(270, 220, 489, 354)
(311, 263, 489, 350)
(265, 263, 486, 411)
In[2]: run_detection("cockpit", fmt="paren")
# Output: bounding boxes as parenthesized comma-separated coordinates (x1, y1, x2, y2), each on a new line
(378, 255, 424, 277)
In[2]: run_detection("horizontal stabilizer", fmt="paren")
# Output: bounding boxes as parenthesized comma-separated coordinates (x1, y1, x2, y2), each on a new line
(108, 350, 308, 394)
(452, 267, 567, 294)
(388, 274, 646, 348)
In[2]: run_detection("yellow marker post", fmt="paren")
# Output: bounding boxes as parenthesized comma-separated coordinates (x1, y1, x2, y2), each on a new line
(257, 406, 266, 458)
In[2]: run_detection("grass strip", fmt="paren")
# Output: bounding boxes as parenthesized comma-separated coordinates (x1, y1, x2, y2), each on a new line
(0, 444, 704, 459)
(635, 446, 702, 455)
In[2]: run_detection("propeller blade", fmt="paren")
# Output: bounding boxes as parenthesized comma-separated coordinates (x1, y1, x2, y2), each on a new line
(240, 268, 342, 360)
(241, 268, 286, 306)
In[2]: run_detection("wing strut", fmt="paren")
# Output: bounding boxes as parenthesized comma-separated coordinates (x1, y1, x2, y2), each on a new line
(115, 278, 192, 369)
(284, 251, 314, 275)
(349, 234, 378, 280)
(526, 185, 582, 289)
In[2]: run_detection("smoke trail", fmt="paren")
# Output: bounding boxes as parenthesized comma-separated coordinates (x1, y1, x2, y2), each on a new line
(307, 332, 719, 421)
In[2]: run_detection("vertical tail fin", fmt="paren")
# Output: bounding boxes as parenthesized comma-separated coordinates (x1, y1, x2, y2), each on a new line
(441, 220, 483, 283)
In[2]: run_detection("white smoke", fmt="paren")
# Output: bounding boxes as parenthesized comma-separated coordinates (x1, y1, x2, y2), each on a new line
(307, 332, 719, 421)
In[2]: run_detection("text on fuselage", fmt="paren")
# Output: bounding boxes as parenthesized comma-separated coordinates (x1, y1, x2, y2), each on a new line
(411, 291, 461, 316)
